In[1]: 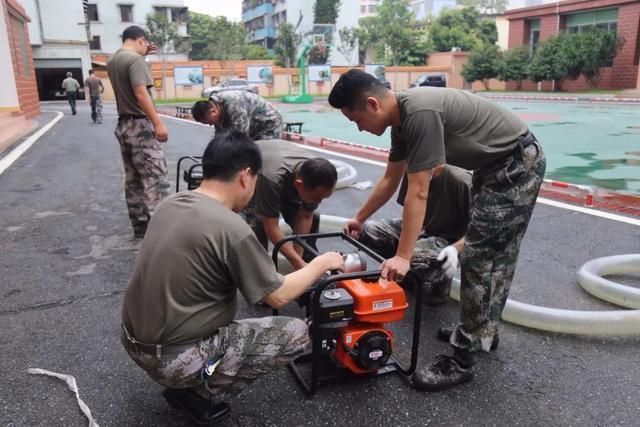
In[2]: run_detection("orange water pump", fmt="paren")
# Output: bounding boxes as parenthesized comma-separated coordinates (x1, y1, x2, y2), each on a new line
(272, 232, 426, 397)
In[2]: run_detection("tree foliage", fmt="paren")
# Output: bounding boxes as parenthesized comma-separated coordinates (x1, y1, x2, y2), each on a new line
(187, 13, 245, 60)
(309, 0, 341, 64)
(557, 28, 623, 86)
(526, 35, 566, 85)
(428, 7, 497, 52)
(497, 46, 530, 89)
(273, 23, 301, 68)
(461, 43, 501, 89)
(459, 0, 508, 14)
(146, 12, 188, 56)
(377, 0, 418, 66)
(337, 27, 358, 66)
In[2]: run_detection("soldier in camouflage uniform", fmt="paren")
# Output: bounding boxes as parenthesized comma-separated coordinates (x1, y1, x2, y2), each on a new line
(329, 69, 546, 391)
(359, 165, 471, 306)
(121, 131, 345, 424)
(107, 26, 170, 238)
(191, 90, 284, 141)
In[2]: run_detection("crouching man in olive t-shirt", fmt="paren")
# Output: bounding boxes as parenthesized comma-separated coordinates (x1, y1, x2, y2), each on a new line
(121, 130, 344, 424)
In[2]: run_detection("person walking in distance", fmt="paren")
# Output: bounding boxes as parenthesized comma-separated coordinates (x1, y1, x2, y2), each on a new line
(61, 71, 80, 115)
(84, 69, 104, 124)
(107, 25, 171, 239)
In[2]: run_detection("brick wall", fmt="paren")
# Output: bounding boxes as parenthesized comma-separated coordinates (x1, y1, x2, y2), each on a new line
(4, 0, 39, 118)
(505, 0, 640, 91)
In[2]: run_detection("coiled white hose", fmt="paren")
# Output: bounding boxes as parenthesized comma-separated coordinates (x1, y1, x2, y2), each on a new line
(329, 159, 358, 189)
(308, 215, 640, 337)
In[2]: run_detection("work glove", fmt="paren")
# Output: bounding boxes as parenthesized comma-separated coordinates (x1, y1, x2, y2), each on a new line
(437, 245, 459, 279)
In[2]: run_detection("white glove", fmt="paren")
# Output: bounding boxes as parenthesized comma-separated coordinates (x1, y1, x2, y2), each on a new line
(437, 245, 459, 279)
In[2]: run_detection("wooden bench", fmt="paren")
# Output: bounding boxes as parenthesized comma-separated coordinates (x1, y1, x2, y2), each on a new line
(284, 121, 304, 134)
(176, 106, 192, 118)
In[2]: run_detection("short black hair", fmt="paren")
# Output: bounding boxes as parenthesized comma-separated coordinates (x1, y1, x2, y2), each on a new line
(202, 130, 261, 182)
(122, 25, 148, 42)
(191, 100, 212, 123)
(297, 158, 337, 189)
(328, 69, 388, 111)
(88, 69, 95, 75)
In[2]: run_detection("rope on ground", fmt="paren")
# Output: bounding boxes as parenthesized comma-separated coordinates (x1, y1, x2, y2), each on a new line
(27, 368, 99, 427)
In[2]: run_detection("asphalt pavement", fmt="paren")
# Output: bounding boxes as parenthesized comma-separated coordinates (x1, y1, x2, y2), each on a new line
(1, 101, 639, 426)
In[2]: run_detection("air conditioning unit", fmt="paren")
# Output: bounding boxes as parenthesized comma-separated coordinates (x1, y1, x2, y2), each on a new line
(451, 47, 461, 52)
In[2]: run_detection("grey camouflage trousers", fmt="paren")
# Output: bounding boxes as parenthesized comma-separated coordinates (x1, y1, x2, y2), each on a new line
(359, 220, 451, 294)
(89, 94, 102, 123)
(122, 316, 309, 401)
(451, 140, 546, 354)
(115, 118, 170, 232)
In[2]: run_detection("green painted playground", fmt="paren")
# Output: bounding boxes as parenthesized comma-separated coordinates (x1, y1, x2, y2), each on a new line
(278, 99, 640, 195)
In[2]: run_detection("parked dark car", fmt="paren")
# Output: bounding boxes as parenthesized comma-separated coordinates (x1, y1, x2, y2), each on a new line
(410, 74, 447, 88)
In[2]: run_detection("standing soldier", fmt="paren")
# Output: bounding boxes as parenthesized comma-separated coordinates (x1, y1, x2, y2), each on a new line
(329, 69, 546, 391)
(191, 91, 283, 141)
(107, 25, 170, 239)
(61, 72, 80, 115)
(84, 69, 104, 124)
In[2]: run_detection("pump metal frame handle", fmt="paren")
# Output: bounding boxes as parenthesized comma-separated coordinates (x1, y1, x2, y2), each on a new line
(271, 232, 426, 397)
(176, 155, 202, 192)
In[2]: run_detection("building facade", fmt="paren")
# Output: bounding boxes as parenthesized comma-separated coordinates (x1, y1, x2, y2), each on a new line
(409, 0, 457, 20)
(242, 0, 359, 66)
(21, 0, 188, 100)
(1, 0, 39, 153)
(505, 0, 640, 90)
(84, 0, 188, 57)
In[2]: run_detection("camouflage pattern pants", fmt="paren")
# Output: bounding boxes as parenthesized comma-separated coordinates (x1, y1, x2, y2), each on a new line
(451, 139, 546, 354)
(359, 219, 450, 293)
(114, 118, 170, 232)
(122, 316, 308, 401)
(89, 94, 102, 123)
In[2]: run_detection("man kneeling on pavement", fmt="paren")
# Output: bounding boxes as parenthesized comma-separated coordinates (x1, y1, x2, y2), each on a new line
(121, 131, 345, 424)
(358, 165, 471, 306)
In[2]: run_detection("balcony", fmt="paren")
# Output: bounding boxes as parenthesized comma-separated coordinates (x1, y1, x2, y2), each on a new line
(249, 26, 276, 41)
(242, 2, 274, 22)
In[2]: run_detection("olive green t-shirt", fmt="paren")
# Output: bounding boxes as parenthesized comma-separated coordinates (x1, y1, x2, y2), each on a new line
(84, 75, 103, 96)
(122, 191, 284, 346)
(107, 48, 153, 116)
(254, 139, 317, 218)
(389, 87, 528, 171)
(396, 165, 471, 242)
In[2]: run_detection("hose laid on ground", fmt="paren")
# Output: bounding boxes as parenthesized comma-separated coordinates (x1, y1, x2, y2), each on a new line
(329, 159, 358, 189)
(303, 215, 640, 337)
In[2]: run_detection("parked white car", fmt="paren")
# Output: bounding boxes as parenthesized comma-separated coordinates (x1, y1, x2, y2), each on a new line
(202, 79, 259, 97)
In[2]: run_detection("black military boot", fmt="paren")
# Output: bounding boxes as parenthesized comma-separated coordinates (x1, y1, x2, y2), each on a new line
(436, 324, 499, 351)
(162, 387, 230, 425)
(411, 353, 474, 391)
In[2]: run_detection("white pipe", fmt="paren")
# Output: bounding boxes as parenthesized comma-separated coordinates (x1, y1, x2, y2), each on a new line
(308, 215, 640, 337)
(329, 159, 358, 189)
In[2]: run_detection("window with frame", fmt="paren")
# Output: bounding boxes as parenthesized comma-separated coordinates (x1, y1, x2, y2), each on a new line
(528, 19, 540, 52)
(565, 8, 618, 33)
(89, 36, 101, 50)
(87, 4, 99, 21)
(119, 5, 133, 22)
(369, 4, 377, 13)
(361, 5, 366, 13)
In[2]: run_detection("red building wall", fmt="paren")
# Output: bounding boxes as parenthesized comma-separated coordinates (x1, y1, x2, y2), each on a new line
(3, 0, 39, 118)
(505, 0, 640, 91)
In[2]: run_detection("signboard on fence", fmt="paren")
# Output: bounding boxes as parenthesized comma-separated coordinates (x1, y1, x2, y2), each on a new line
(308, 64, 331, 82)
(247, 65, 273, 84)
(364, 64, 387, 83)
(174, 66, 204, 85)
